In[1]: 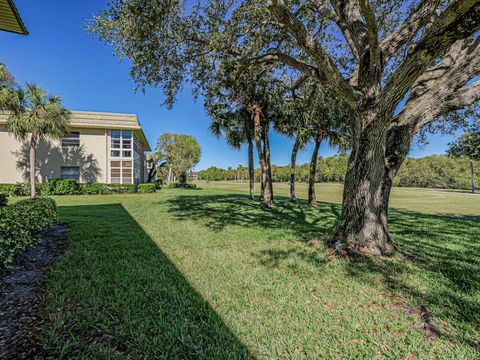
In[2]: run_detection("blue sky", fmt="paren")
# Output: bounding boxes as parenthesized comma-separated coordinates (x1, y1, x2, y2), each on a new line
(1, 0, 460, 170)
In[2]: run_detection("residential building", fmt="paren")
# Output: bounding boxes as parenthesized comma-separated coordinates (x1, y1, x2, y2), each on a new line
(0, 111, 151, 184)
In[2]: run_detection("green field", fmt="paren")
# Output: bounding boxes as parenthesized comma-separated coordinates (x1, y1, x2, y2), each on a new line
(40, 183, 480, 358)
(201, 181, 480, 215)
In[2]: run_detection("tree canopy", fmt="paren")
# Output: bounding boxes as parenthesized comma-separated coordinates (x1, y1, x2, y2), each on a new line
(155, 133, 201, 181)
(447, 132, 480, 161)
(89, 0, 480, 255)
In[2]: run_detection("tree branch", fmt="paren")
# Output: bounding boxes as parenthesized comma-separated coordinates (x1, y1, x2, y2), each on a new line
(358, 0, 381, 89)
(330, 0, 368, 60)
(380, 0, 441, 62)
(381, 0, 480, 116)
(394, 37, 480, 131)
(444, 81, 480, 110)
(238, 52, 319, 79)
(267, 0, 358, 107)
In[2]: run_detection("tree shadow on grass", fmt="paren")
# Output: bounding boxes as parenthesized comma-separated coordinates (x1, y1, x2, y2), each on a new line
(165, 192, 480, 351)
(164, 193, 338, 242)
(43, 203, 253, 359)
(345, 209, 480, 350)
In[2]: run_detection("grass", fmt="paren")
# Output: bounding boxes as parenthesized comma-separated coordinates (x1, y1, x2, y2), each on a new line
(39, 182, 480, 358)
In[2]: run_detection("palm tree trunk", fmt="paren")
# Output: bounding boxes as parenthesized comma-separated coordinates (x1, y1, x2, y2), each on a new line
(262, 118, 274, 201)
(252, 105, 272, 208)
(30, 133, 37, 198)
(290, 137, 300, 201)
(471, 159, 475, 194)
(308, 131, 323, 207)
(247, 137, 255, 199)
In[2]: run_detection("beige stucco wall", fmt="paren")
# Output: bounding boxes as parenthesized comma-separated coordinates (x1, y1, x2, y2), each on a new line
(0, 125, 108, 183)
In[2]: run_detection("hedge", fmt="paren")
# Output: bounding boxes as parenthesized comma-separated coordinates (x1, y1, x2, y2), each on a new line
(0, 183, 31, 197)
(0, 181, 138, 196)
(137, 183, 156, 193)
(78, 183, 136, 195)
(164, 182, 197, 189)
(0, 197, 57, 268)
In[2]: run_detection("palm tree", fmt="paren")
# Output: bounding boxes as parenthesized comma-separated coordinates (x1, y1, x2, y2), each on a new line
(4, 83, 71, 197)
(208, 105, 256, 199)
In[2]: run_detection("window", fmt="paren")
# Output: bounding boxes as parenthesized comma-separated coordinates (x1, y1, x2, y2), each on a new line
(61, 166, 80, 181)
(110, 130, 133, 158)
(110, 160, 133, 184)
(62, 132, 80, 147)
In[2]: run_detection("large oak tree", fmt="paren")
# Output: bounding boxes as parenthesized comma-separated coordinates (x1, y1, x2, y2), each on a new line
(90, 0, 480, 255)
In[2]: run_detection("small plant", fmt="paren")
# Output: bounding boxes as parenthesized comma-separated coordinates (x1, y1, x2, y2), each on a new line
(137, 183, 157, 193)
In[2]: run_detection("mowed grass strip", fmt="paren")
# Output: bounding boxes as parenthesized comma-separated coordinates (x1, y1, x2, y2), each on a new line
(40, 185, 480, 358)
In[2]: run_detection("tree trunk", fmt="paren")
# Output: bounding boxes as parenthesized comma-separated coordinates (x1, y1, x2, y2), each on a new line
(308, 131, 323, 206)
(247, 137, 255, 199)
(471, 159, 475, 194)
(147, 166, 156, 183)
(330, 120, 395, 256)
(30, 133, 37, 198)
(262, 118, 274, 201)
(167, 166, 173, 182)
(290, 137, 300, 201)
(252, 105, 272, 208)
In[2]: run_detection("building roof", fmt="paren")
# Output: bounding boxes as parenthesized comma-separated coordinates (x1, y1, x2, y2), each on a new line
(0, 0, 28, 35)
(0, 110, 152, 151)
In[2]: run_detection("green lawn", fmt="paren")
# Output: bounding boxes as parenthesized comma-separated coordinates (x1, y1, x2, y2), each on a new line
(40, 183, 480, 358)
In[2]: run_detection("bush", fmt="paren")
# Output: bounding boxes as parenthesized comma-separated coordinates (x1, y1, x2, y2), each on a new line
(0, 184, 19, 197)
(78, 183, 136, 195)
(37, 182, 52, 196)
(79, 183, 113, 195)
(0, 194, 7, 207)
(53, 178, 79, 195)
(0, 197, 57, 268)
(164, 182, 197, 189)
(154, 179, 163, 189)
(137, 183, 156, 193)
(108, 184, 136, 194)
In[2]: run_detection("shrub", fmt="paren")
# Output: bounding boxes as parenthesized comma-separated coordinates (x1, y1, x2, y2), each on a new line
(0, 197, 57, 268)
(80, 183, 113, 195)
(78, 183, 136, 195)
(37, 182, 52, 196)
(0, 184, 19, 197)
(53, 178, 79, 195)
(164, 182, 197, 189)
(107, 184, 136, 194)
(16, 183, 31, 196)
(154, 179, 163, 189)
(137, 183, 156, 193)
(179, 172, 188, 185)
(0, 194, 7, 207)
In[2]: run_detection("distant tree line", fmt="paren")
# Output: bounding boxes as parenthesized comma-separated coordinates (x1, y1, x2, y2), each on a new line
(199, 154, 479, 191)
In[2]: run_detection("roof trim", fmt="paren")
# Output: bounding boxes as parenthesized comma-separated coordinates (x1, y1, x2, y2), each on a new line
(1, 0, 28, 35)
(0, 110, 152, 151)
